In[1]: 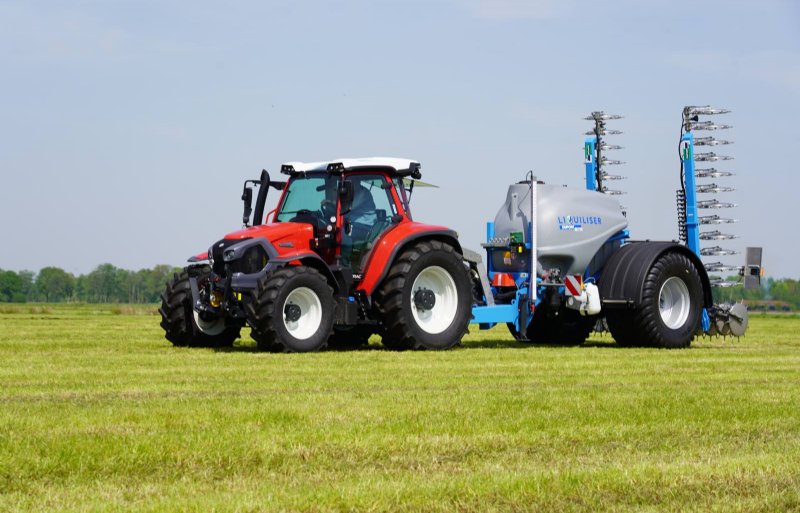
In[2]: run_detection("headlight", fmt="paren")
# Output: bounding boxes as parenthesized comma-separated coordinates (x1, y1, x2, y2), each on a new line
(229, 245, 268, 274)
(224, 249, 236, 262)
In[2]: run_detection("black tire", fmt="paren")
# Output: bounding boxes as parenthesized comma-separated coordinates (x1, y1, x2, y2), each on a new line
(327, 325, 376, 350)
(545, 309, 596, 346)
(246, 266, 335, 353)
(159, 268, 240, 348)
(606, 251, 703, 348)
(375, 240, 471, 350)
(508, 308, 595, 345)
(506, 322, 526, 341)
(604, 310, 640, 347)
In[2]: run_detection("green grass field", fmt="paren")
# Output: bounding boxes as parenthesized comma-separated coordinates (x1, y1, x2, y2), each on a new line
(1, 304, 799, 512)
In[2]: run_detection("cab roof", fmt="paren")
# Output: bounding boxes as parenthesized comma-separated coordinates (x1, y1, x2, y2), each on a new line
(280, 157, 421, 179)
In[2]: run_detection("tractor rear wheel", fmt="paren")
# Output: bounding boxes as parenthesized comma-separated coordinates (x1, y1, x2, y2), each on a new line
(606, 251, 703, 348)
(246, 266, 335, 352)
(375, 240, 471, 350)
(159, 268, 240, 348)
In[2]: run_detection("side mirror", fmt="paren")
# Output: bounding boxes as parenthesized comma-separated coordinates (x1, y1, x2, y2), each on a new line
(339, 180, 354, 214)
(241, 186, 253, 226)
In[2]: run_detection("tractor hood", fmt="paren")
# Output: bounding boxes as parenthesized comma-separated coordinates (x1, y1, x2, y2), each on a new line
(224, 222, 314, 246)
(188, 222, 315, 263)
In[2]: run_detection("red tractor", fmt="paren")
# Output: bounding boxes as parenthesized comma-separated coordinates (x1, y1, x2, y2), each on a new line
(159, 158, 473, 352)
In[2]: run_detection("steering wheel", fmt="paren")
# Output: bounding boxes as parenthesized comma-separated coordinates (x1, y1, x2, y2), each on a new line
(290, 209, 324, 228)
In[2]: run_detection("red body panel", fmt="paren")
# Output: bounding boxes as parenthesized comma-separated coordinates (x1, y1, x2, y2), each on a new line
(225, 222, 315, 259)
(357, 221, 454, 295)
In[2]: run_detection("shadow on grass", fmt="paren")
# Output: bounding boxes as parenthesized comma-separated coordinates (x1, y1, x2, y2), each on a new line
(209, 337, 625, 353)
(462, 338, 621, 350)
(212, 341, 385, 354)
(207, 338, 738, 353)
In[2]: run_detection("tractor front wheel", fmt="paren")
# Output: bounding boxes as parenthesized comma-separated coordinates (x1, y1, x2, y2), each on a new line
(159, 268, 240, 348)
(246, 266, 335, 352)
(376, 240, 471, 350)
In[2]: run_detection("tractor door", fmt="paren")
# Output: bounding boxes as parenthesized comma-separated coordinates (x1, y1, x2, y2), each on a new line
(340, 174, 398, 271)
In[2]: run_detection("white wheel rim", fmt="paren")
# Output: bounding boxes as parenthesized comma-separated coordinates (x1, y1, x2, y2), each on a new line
(659, 276, 691, 330)
(410, 266, 458, 335)
(193, 310, 226, 336)
(283, 287, 323, 340)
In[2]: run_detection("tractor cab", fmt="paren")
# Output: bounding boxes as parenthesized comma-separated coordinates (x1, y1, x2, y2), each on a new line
(271, 158, 420, 272)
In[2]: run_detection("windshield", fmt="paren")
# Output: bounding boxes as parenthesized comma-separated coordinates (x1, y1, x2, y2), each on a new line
(275, 175, 339, 222)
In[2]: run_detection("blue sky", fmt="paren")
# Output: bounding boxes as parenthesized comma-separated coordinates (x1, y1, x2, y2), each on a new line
(1, 0, 798, 278)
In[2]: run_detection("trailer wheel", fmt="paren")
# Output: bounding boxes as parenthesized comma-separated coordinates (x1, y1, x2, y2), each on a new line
(376, 240, 471, 350)
(545, 309, 596, 345)
(606, 251, 703, 348)
(246, 266, 335, 352)
(159, 268, 240, 348)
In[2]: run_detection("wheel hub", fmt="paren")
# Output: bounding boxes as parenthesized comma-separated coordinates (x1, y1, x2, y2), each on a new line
(414, 288, 436, 310)
(282, 286, 323, 341)
(658, 276, 691, 330)
(409, 266, 458, 335)
(193, 310, 226, 336)
(284, 303, 302, 322)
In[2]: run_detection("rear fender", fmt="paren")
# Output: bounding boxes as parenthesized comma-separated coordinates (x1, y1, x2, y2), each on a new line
(357, 223, 461, 296)
(598, 241, 713, 308)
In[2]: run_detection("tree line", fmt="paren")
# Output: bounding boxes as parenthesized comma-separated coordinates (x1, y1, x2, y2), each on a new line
(0, 264, 181, 303)
(0, 265, 798, 308)
(712, 276, 800, 311)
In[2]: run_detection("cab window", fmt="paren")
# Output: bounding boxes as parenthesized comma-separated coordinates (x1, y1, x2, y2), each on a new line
(275, 175, 338, 223)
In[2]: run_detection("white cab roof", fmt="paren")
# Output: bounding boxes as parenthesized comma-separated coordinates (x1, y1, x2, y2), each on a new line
(281, 157, 419, 173)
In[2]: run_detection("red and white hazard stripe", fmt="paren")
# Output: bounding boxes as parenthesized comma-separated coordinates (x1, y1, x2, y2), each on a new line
(564, 275, 583, 296)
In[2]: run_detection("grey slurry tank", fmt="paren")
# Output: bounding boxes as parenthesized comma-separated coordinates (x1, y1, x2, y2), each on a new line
(492, 181, 628, 276)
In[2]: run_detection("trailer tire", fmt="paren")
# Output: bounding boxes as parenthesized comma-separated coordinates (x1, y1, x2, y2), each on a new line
(509, 308, 594, 345)
(376, 240, 471, 350)
(606, 251, 703, 348)
(546, 309, 596, 346)
(159, 268, 240, 348)
(247, 266, 335, 352)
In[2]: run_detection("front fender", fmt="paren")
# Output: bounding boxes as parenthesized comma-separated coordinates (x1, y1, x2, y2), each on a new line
(230, 251, 340, 294)
(188, 251, 209, 263)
